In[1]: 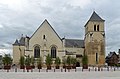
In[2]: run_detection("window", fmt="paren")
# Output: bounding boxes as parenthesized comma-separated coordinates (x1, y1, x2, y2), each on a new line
(43, 35, 45, 39)
(51, 47, 56, 58)
(97, 25, 99, 31)
(94, 25, 96, 31)
(34, 46, 40, 58)
(96, 53, 98, 64)
(76, 55, 82, 58)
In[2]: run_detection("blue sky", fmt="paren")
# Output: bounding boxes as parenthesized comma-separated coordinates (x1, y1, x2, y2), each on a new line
(0, 0, 120, 55)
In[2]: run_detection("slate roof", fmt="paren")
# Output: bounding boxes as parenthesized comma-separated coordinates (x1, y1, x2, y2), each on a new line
(84, 11, 105, 27)
(89, 11, 105, 21)
(19, 37, 25, 45)
(13, 37, 26, 46)
(65, 39, 84, 48)
(13, 39, 19, 45)
(107, 52, 118, 58)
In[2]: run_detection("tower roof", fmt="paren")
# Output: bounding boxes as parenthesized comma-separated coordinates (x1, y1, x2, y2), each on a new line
(84, 11, 105, 27)
(89, 11, 105, 21)
(13, 39, 19, 45)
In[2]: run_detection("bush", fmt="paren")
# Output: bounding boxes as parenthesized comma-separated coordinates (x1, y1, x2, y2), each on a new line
(66, 56, 71, 65)
(55, 57, 61, 66)
(25, 55, 31, 66)
(82, 55, 88, 65)
(45, 54, 52, 66)
(2, 54, 12, 66)
(19, 56, 25, 66)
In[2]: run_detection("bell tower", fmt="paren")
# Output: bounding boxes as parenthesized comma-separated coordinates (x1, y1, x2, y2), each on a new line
(84, 11, 105, 66)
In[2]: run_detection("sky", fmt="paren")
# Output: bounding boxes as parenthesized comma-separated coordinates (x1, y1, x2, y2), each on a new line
(0, 0, 120, 56)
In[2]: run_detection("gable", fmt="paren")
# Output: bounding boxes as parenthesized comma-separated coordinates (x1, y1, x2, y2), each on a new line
(29, 19, 62, 49)
(30, 19, 61, 41)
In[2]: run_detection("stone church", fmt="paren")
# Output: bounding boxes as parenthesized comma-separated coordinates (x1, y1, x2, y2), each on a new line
(13, 11, 105, 66)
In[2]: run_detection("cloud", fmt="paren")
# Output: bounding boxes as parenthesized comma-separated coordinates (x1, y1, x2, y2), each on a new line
(0, 0, 120, 55)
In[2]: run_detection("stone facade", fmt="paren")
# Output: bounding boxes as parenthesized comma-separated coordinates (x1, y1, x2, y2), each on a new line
(13, 11, 105, 66)
(84, 11, 105, 66)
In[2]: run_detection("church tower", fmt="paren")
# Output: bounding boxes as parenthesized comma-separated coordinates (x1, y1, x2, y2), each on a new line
(84, 11, 105, 66)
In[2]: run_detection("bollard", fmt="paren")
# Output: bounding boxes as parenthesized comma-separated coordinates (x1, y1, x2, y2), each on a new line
(46, 69, 48, 72)
(65, 68, 66, 72)
(23, 69, 25, 72)
(89, 68, 90, 72)
(101, 68, 103, 71)
(39, 69, 40, 72)
(15, 68, 17, 72)
(75, 68, 76, 72)
(82, 68, 83, 72)
(95, 68, 97, 71)
(31, 69, 33, 72)
(107, 67, 109, 71)
(27, 69, 29, 72)
(61, 69, 63, 72)
(98, 67, 100, 71)
(54, 69, 55, 72)
(114, 68, 115, 71)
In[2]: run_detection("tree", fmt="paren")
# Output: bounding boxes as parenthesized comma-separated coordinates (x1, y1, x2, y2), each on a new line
(62, 56, 66, 68)
(31, 56, 35, 69)
(25, 55, 31, 70)
(2, 54, 12, 69)
(55, 57, 61, 69)
(19, 56, 25, 69)
(82, 55, 88, 69)
(66, 56, 71, 69)
(71, 57, 77, 69)
(66, 56, 71, 65)
(45, 54, 52, 69)
(2, 54, 12, 66)
(37, 56, 42, 69)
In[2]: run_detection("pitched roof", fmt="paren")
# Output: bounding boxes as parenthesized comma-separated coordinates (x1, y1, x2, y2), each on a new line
(13, 39, 19, 45)
(19, 37, 25, 45)
(89, 11, 105, 21)
(84, 11, 105, 27)
(107, 52, 118, 58)
(30, 19, 62, 41)
(65, 39, 84, 48)
(13, 37, 26, 46)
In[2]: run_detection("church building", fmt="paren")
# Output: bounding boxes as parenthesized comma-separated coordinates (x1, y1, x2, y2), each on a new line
(13, 11, 105, 66)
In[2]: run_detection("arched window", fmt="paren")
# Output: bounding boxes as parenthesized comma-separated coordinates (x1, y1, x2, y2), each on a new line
(97, 25, 99, 31)
(51, 47, 56, 58)
(34, 46, 40, 58)
(96, 53, 98, 64)
(94, 25, 96, 31)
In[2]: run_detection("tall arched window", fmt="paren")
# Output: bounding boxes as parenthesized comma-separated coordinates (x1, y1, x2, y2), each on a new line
(34, 46, 40, 58)
(97, 25, 99, 31)
(96, 53, 98, 64)
(51, 47, 56, 58)
(94, 25, 96, 31)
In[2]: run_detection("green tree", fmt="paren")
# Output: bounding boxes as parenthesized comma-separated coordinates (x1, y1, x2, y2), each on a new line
(82, 55, 88, 65)
(66, 56, 71, 65)
(55, 57, 61, 66)
(31, 56, 35, 66)
(2, 54, 12, 66)
(71, 57, 77, 65)
(37, 56, 42, 66)
(25, 55, 31, 66)
(19, 56, 25, 66)
(45, 54, 52, 66)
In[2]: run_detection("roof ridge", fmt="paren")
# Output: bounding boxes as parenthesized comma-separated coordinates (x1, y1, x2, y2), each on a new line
(89, 11, 105, 21)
